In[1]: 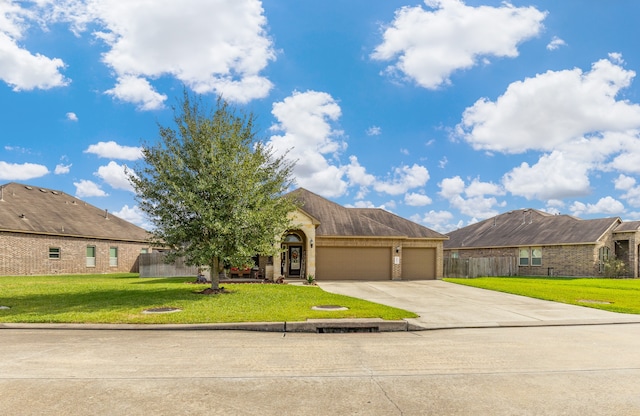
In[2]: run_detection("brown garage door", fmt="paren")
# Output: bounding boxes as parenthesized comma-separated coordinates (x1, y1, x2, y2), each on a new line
(316, 247, 391, 280)
(401, 248, 436, 280)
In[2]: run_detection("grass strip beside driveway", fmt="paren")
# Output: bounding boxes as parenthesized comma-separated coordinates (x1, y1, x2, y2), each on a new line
(445, 277, 640, 314)
(0, 274, 416, 324)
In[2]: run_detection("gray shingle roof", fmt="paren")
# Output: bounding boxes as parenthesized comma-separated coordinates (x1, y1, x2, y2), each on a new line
(614, 221, 640, 232)
(288, 188, 447, 239)
(444, 209, 620, 249)
(0, 183, 150, 242)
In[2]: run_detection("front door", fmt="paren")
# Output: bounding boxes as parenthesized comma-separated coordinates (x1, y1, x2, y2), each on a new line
(288, 245, 302, 276)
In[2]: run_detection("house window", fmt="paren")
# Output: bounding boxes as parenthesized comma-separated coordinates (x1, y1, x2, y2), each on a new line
(109, 247, 118, 267)
(451, 251, 459, 259)
(49, 247, 60, 259)
(519, 248, 530, 266)
(86, 246, 96, 267)
(531, 248, 542, 266)
(141, 248, 149, 254)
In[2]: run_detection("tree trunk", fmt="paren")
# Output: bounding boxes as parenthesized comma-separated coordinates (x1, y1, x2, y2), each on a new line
(210, 256, 220, 290)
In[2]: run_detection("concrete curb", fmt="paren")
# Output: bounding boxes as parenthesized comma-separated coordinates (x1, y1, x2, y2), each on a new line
(0, 319, 415, 333)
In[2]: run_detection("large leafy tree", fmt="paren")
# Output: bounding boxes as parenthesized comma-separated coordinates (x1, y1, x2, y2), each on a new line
(130, 91, 297, 290)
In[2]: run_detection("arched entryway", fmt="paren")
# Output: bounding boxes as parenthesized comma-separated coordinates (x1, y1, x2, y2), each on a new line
(281, 231, 307, 278)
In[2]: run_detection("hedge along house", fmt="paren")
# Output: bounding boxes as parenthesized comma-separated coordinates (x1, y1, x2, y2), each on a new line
(444, 208, 640, 278)
(273, 188, 448, 281)
(0, 183, 151, 276)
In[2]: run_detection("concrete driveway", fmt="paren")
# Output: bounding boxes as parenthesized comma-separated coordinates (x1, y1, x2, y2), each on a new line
(317, 280, 640, 330)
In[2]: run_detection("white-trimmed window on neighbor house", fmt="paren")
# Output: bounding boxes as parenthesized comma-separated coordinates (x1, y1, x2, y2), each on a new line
(86, 246, 96, 267)
(520, 247, 542, 266)
(531, 248, 542, 266)
(49, 247, 60, 259)
(519, 248, 530, 266)
(109, 247, 118, 267)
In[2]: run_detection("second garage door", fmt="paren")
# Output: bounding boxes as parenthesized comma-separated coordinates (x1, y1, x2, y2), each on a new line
(316, 247, 391, 280)
(401, 248, 436, 280)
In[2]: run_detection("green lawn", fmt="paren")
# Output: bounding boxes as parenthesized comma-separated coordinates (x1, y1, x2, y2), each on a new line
(445, 277, 640, 314)
(0, 273, 416, 324)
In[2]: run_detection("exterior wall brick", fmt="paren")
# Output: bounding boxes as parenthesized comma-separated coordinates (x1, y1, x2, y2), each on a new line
(446, 243, 608, 277)
(0, 232, 149, 276)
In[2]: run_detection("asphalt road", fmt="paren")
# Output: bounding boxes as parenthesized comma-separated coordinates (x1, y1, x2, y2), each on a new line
(2, 325, 640, 415)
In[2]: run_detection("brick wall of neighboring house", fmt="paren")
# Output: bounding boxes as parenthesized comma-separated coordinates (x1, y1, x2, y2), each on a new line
(518, 244, 599, 277)
(446, 243, 609, 277)
(0, 231, 149, 276)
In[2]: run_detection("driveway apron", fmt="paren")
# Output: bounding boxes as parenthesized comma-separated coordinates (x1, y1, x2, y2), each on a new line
(316, 280, 640, 330)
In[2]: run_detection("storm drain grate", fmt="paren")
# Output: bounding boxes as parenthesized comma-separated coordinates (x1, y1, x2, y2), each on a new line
(317, 327, 379, 333)
(142, 307, 182, 314)
(311, 305, 348, 311)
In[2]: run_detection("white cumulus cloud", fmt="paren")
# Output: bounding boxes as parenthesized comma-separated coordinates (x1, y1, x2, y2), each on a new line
(570, 196, 625, 217)
(502, 151, 592, 200)
(405, 192, 432, 207)
(0, 1, 69, 91)
(85, 141, 143, 161)
(268, 90, 348, 197)
(372, 0, 546, 89)
(95, 161, 135, 192)
(74, 179, 108, 197)
(54, 164, 71, 175)
(112, 205, 150, 229)
(458, 56, 640, 154)
(439, 176, 504, 219)
(89, 0, 275, 106)
(546, 36, 567, 51)
(0, 161, 49, 180)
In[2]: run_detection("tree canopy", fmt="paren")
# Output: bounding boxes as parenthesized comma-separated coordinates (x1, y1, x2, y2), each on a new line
(130, 91, 297, 289)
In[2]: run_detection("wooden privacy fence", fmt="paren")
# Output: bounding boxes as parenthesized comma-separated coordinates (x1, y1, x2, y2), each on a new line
(444, 257, 517, 278)
(139, 252, 200, 278)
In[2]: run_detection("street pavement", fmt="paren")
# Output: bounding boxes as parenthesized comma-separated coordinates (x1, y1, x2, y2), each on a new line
(2, 280, 640, 415)
(2, 325, 640, 415)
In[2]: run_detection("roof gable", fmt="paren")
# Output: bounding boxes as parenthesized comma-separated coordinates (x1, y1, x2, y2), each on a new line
(288, 188, 446, 239)
(445, 209, 620, 249)
(0, 183, 150, 242)
(614, 221, 640, 233)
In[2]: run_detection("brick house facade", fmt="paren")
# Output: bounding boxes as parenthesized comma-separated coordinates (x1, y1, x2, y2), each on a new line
(0, 183, 151, 276)
(445, 209, 640, 278)
(275, 189, 447, 281)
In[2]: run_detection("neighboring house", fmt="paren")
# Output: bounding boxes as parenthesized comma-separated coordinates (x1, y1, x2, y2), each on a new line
(444, 208, 640, 278)
(0, 183, 151, 276)
(268, 188, 448, 281)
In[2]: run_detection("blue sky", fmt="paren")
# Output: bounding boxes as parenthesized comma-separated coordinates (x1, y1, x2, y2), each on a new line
(3, 0, 640, 232)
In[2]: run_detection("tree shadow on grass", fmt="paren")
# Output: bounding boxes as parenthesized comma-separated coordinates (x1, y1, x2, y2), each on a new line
(0, 285, 225, 322)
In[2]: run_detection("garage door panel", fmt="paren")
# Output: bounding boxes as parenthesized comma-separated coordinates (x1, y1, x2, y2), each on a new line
(316, 247, 391, 280)
(402, 248, 436, 280)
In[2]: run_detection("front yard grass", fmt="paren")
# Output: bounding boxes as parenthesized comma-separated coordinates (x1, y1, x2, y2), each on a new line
(0, 273, 416, 324)
(445, 277, 640, 314)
